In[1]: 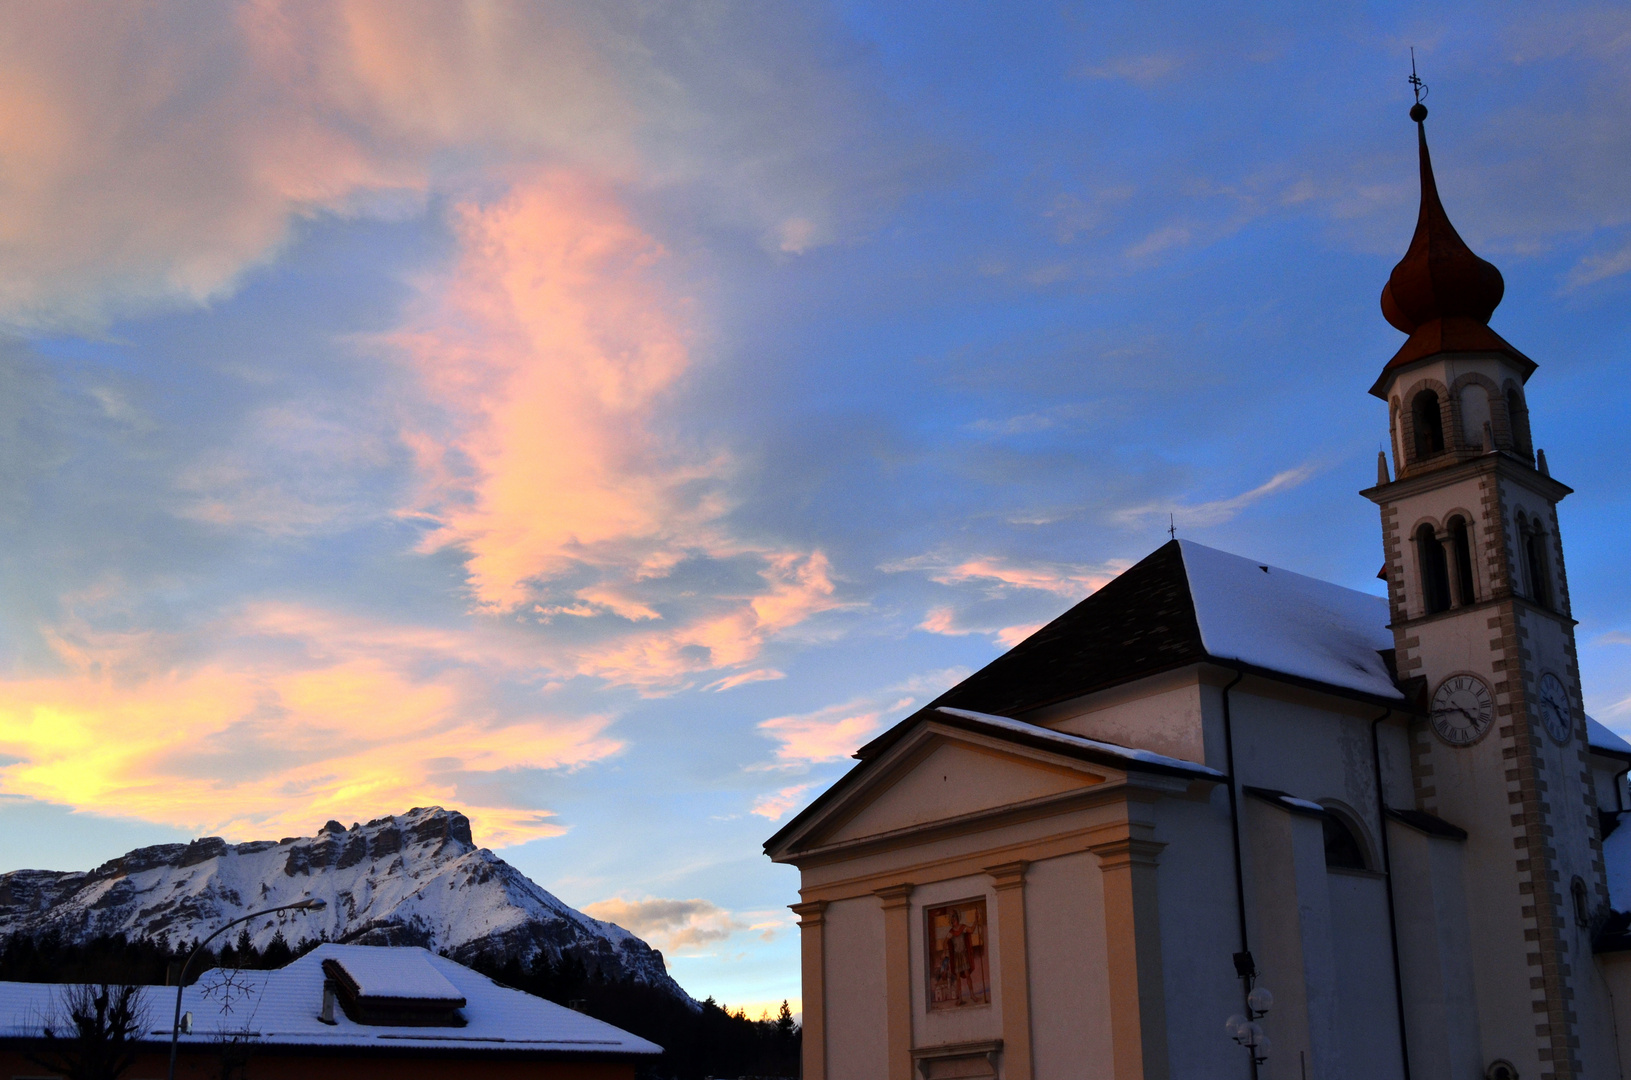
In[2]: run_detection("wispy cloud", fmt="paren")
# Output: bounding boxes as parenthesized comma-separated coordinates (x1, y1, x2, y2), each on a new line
(1113, 463, 1318, 529)
(750, 783, 815, 820)
(582, 896, 751, 953)
(1566, 242, 1631, 290)
(705, 669, 786, 693)
(755, 670, 965, 767)
(885, 553, 1127, 599)
(1073, 53, 1185, 85)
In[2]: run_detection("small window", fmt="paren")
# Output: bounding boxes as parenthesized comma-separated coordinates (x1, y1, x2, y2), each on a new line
(1448, 516, 1476, 606)
(1506, 387, 1531, 454)
(1416, 523, 1451, 615)
(1412, 390, 1445, 459)
(1572, 876, 1590, 926)
(1524, 525, 1551, 609)
(1323, 814, 1367, 870)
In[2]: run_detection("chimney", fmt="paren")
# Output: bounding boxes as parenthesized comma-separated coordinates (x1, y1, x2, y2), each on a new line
(320, 979, 338, 1025)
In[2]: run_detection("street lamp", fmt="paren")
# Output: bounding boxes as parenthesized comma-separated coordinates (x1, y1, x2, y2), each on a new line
(166, 898, 327, 1080)
(1225, 951, 1274, 1071)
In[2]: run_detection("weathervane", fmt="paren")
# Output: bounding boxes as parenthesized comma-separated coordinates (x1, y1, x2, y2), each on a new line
(1408, 48, 1429, 122)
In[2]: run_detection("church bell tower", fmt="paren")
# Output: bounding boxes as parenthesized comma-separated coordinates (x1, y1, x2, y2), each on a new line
(1362, 97, 1614, 1078)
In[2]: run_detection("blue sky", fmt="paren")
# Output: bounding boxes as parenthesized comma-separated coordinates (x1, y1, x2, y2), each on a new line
(0, 1, 1628, 1014)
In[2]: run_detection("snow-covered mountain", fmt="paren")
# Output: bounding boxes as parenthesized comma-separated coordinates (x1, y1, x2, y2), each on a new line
(0, 806, 690, 1002)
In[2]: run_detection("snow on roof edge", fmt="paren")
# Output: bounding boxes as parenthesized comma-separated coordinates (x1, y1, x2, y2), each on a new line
(1176, 540, 1403, 702)
(935, 707, 1224, 778)
(1589, 716, 1631, 758)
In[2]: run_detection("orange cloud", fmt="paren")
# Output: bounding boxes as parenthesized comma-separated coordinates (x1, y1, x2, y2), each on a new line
(754, 670, 965, 768)
(396, 172, 695, 609)
(704, 669, 786, 693)
(759, 695, 914, 765)
(930, 556, 1125, 597)
(750, 783, 816, 820)
(389, 173, 840, 689)
(0, 601, 620, 847)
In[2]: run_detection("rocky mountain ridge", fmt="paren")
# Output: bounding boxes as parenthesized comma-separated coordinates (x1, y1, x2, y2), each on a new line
(0, 806, 689, 1002)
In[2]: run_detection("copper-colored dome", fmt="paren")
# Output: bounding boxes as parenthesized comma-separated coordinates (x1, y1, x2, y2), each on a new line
(1379, 119, 1505, 333)
(1369, 109, 1534, 398)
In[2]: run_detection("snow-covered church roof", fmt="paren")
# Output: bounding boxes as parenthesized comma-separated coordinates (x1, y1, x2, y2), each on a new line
(930, 539, 1402, 719)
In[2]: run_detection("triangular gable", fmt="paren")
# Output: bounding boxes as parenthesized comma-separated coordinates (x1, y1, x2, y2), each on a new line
(768, 719, 1122, 859)
(821, 735, 1110, 846)
(766, 707, 1222, 860)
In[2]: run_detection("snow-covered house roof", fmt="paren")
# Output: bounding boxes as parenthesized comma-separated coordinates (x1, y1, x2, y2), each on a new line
(324, 947, 464, 1005)
(0, 944, 660, 1060)
(930, 539, 1402, 720)
(1589, 716, 1631, 762)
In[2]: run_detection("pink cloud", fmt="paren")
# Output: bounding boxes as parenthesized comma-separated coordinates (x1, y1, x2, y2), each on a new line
(750, 783, 816, 821)
(705, 669, 787, 693)
(377, 173, 840, 690)
(759, 695, 914, 765)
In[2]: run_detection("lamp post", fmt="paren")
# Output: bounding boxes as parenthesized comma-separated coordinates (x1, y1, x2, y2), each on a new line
(166, 898, 326, 1080)
(1225, 950, 1274, 1072)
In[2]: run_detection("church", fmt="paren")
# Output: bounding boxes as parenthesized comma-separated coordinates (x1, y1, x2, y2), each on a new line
(765, 100, 1631, 1079)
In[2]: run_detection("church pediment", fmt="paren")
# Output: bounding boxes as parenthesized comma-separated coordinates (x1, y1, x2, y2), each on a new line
(769, 720, 1125, 858)
(821, 734, 1110, 845)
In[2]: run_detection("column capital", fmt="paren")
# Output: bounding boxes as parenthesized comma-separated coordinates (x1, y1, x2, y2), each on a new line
(874, 882, 915, 910)
(1088, 836, 1166, 871)
(984, 860, 1029, 891)
(790, 900, 827, 927)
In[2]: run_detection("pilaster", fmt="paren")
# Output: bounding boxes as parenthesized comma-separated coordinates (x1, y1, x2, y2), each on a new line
(876, 883, 915, 1080)
(1089, 831, 1169, 1080)
(985, 860, 1032, 1080)
(791, 900, 827, 1080)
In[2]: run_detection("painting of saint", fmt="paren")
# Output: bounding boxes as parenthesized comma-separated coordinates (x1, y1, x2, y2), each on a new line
(925, 898, 990, 1010)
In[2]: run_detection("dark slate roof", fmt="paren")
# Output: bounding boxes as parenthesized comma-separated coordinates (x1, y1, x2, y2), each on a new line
(928, 539, 1403, 719)
(929, 540, 1204, 718)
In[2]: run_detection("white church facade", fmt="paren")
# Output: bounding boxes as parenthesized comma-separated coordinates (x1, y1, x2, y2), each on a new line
(765, 102, 1631, 1080)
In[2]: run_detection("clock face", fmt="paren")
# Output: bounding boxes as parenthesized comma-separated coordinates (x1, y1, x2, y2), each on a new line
(1537, 672, 1572, 745)
(1431, 674, 1495, 747)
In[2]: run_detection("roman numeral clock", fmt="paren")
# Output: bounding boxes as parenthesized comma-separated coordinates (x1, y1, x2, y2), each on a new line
(1430, 674, 1495, 747)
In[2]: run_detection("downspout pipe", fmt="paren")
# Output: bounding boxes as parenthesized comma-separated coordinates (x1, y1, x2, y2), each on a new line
(1371, 707, 1413, 1080)
(1219, 668, 1256, 1079)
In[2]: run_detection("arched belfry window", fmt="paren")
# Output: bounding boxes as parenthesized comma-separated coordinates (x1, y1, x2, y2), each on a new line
(1573, 876, 1590, 926)
(1505, 387, 1532, 455)
(1323, 813, 1367, 870)
(1416, 523, 1451, 615)
(1448, 516, 1476, 606)
(1523, 519, 1552, 609)
(1412, 390, 1445, 460)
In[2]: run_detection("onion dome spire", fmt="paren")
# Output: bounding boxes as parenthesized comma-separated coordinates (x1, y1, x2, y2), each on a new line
(1379, 106, 1505, 334)
(1369, 74, 1533, 397)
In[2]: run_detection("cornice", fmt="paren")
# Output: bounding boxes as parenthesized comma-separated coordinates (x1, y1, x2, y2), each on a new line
(1362, 450, 1572, 505)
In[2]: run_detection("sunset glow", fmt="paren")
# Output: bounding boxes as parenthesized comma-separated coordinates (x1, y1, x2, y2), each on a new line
(1, 0, 1628, 1012)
